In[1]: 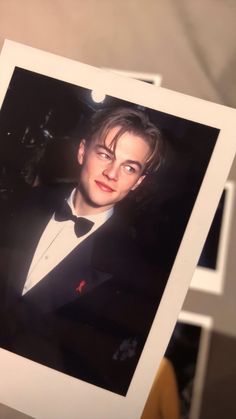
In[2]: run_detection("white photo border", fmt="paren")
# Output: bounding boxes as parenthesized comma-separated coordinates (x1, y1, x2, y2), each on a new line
(102, 68, 163, 86)
(0, 40, 235, 419)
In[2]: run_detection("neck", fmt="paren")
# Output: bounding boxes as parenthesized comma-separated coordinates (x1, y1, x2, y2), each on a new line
(74, 188, 114, 216)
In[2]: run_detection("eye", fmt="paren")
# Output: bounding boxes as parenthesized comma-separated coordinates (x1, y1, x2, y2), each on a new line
(123, 165, 136, 174)
(98, 152, 112, 160)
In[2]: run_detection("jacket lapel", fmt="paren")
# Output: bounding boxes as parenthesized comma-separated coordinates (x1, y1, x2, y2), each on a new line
(6, 187, 128, 312)
(17, 229, 113, 314)
(5, 210, 52, 305)
(5, 184, 74, 303)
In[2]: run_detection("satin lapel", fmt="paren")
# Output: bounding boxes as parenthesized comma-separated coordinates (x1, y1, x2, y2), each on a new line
(20, 231, 113, 314)
(5, 209, 53, 305)
(5, 184, 74, 304)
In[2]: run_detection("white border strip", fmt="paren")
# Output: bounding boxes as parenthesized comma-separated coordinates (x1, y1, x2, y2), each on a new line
(102, 68, 163, 86)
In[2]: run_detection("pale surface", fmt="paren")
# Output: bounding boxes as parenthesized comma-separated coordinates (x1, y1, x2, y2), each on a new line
(0, 403, 32, 419)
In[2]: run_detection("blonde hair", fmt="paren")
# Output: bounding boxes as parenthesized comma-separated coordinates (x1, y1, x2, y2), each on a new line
(86, 107, 164, 174)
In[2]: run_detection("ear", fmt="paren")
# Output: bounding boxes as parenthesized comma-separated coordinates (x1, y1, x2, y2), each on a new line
(131, 174, 146, 191)
(77, 139, 86, 165)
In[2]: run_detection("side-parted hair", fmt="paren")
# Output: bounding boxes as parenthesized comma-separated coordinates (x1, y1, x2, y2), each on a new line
(86, 106, 164, 174)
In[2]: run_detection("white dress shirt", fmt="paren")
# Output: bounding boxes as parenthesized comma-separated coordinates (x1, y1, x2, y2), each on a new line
(22, 188, 113, 295)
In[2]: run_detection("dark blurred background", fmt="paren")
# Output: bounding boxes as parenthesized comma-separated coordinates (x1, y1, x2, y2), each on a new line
(0, 67, 218, 279)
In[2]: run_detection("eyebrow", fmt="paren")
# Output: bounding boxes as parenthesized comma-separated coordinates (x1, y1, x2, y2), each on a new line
(124, 159, 143, 171)
(95, 144, 114, 155)
(95, 144, 143, 170)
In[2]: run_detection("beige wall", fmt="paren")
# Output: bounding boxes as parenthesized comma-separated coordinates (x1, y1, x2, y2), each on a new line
(0, 0, 234, 105)
(0, 1, 235, 417)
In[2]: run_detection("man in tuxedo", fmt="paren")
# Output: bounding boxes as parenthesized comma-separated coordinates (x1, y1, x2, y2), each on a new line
(0, 106, 164, 395)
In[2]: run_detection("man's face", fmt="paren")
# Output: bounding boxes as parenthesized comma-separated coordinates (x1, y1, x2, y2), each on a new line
(77, 126, 151, 213)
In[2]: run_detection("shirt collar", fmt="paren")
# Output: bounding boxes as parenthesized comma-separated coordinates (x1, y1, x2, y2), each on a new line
(67, 188, 114, 225)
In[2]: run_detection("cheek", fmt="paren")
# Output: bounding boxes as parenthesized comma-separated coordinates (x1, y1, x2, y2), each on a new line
(119, 177, 139, 194)
(83, 157, 97, 174)
(86, 158, 107, 179)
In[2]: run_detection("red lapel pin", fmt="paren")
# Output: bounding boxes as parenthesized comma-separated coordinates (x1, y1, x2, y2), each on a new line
(75, 280, 86, 294)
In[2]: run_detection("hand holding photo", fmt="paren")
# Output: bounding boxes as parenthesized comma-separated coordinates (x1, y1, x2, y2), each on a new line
(0, 40, 235, 419)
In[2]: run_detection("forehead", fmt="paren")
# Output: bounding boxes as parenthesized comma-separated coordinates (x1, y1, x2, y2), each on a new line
(94, 126, 151, 163)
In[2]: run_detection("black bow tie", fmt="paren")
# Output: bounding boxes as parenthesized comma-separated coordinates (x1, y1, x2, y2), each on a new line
(54, 200, 94, 238)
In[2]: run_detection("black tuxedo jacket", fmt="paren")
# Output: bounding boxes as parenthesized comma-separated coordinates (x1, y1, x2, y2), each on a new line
(0, 185, 166, 395)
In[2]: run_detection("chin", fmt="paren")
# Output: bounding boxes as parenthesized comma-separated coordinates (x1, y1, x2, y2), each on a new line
(89, 192, 116, 207)
(91, 199, 115, 208)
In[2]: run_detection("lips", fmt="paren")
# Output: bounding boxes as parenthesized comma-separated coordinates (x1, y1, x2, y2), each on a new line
(95, 180, 115, 192)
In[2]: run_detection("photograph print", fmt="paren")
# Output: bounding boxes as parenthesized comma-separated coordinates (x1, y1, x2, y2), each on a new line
(0, 65, 219, 395)
(0, 41, 235, 419)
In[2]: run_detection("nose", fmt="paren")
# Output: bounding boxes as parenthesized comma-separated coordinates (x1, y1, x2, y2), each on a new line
(102, 162, 119, 181)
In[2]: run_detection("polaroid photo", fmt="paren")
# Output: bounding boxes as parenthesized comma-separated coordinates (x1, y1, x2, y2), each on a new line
(0, 40, 235, 419)
(176, 312, 213, 419)
(191, 180, 235, 294)
(102, 68, 162, 86)
(168, 311, 212, 419)
(141, 311, 212, 419)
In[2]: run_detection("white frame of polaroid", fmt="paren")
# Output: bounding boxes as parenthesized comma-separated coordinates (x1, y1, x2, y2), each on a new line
(177, 311, 213, 419)
(102, 68, 162, 86)
(0, 40, 235, 419)
(191, 180, 235, 294)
